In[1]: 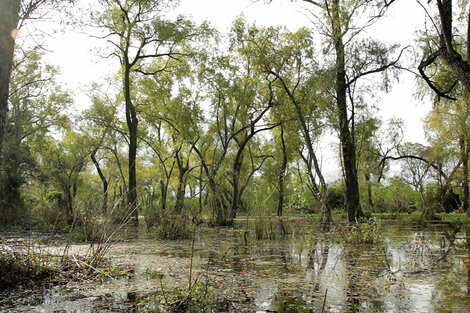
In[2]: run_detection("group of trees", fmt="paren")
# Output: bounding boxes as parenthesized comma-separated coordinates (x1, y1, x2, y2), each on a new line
(0, 0, 469, 229)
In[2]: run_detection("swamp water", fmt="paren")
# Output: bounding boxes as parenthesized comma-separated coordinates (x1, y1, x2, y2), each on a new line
(2, 219, 470, 312)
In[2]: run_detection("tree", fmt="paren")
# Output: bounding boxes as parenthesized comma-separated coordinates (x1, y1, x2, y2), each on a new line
(285, 0, 401, 222)
(417, 0, 470, 211)
(40, 132, 90, 224)
(355, 117, 382, 208)
(0, 45, 70, 225)
(80, 86, 122, 214)
(0, 0, 74, 170)
(418, 0, 470, 99)
(93, 0, 207, 222)
(241, 24, 333, 226)
(398, 143, 431, 204)
(0, 0, 21, 170)
(424, 96, 469, 211)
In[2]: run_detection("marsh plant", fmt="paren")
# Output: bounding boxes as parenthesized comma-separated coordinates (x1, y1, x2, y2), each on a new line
(339, 219, 383, 245)
(253, 216, 289, 240)
(154, 212, 193, 240)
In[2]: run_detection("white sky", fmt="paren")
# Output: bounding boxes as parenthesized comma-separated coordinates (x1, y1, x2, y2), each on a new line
(40, 0, 430, 181)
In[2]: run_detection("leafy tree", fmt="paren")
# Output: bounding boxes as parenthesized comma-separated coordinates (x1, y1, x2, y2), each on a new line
(398, 143, 431, 205)
(0, 45, 70, 225)
(39, 132, 90, 224)
(92, 0, 208, 222)
(239, 23, 335, 225)
(424, 96, 469, 211)
(80, 85, 123, 214)
(281, 0, 401, 222)
(0, 0, 74, 170)
(0, 1, 21, 169)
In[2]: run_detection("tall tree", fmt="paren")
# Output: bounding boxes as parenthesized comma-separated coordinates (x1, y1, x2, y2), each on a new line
(418, 0, 470, 212)
(0, 0, 21, 170)
(93, 0, 206, 222)
(235, 21, 334, 226)
(287, 0, 400, 222)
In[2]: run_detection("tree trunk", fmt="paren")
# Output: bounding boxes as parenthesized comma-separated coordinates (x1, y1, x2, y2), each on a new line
(174, 173, 186, 215)
(280, 77, 331, 227)
(461, 137, 469, 212)
(91, 149, 108, 213)
(0, 0, 20, 170)
(230, 152, 244, 219)
(365, 172, 373, 208)
(160, 179, 168, 213)
(174, 150, 188, 215)
(198, 164, 203, 214)
(124, 64, 138, 223)
(194, 145, 231, 225)
(332, 0, 363, 223)
(277, 125, 288, 217)
(65, 184, 74, 225)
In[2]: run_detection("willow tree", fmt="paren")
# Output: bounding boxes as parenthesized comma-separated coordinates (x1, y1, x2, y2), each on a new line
(284, 0, 401, 222)
(418, 0, 470, 212)
(93, 0, 206, 222)
(239, 24, 333, 227)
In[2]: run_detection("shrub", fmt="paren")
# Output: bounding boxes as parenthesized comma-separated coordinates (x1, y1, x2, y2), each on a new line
(342, 219, 382, 244)
(155, 213, 193, 240)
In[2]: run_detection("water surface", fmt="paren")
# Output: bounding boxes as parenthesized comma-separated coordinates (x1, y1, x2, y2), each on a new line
(2, 220, 470, 312)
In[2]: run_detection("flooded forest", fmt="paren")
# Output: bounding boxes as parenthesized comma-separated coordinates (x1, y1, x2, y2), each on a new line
(1, 0, 470, 312)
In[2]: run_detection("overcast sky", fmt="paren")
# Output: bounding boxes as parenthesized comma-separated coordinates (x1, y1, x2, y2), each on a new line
(40, 0, 430, 181)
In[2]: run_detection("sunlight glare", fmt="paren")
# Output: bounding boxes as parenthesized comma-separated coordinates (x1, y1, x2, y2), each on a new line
(11, 29, 19, 40)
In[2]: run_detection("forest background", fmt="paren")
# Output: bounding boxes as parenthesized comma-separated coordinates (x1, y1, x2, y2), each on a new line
(0, 0, 468, 231)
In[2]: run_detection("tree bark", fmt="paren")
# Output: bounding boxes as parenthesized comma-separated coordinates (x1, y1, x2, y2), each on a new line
(230, 141, 246, 219)
(160, 179, 168, 213)
(65, 183, 74, 225)
(0, 0, 21, 170)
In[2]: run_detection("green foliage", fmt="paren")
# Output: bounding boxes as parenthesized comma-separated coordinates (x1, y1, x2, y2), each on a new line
(154, 213, 193, 240)
(326, 183, 345, 210)
(372, 178, 420, 213)
(138, 281, 219, 313)
(342, 219, 382, 245)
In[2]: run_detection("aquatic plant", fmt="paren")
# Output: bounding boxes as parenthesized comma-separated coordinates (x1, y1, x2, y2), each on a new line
(253, 216, 289, 240)
(341, 219, 383, 244)
(154, 213, 193, 240)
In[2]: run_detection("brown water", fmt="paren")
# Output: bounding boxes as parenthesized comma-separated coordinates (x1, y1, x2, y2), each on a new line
(2, 220, 470, 312)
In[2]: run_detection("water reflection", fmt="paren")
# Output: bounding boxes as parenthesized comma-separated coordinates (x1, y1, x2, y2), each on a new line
(3, 222, 470, 312)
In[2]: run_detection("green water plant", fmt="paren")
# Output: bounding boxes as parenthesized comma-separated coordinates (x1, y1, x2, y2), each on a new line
(340, 219, 383, 244)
